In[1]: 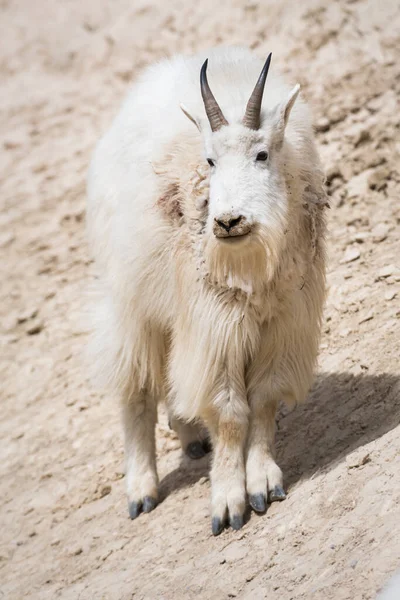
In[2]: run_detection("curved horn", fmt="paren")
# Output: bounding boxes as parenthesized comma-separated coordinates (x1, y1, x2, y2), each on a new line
(200, 59, 228, 132)
(243, 53, 272, 130)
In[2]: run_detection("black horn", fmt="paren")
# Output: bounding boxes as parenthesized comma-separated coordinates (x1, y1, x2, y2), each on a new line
(243, 53, 272, 130)
(200, 59, 228, 132)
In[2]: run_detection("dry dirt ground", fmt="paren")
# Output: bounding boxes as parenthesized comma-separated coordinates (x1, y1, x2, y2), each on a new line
(1, 0, 399, 598)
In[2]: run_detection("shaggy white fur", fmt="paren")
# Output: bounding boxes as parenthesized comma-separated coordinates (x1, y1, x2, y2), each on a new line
(87, 46, 328, 534)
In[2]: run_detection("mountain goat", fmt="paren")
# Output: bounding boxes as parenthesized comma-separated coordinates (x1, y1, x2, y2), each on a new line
(87, 46, 327, 535)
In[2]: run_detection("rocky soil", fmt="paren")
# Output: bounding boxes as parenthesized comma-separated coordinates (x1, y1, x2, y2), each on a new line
(0, 0, 399, 598)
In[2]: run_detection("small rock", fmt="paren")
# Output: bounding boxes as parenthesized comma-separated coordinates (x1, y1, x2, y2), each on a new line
(17, 309, 38, 324)
(340, 247, 360, 264)
(353, 231, 370, 243)
(339, 327, 352, 338)
(315, 117, 330, 132)
(354, 129, 371, 148)
(346, 170, 370, 199)
(368, 166, 390, 191)
(384, 290, 397, 301)
(358, 312, 374, 324)
(350, 559, 359, 569)
(72, 547, 83, 556)
(366, 155, 386, 169)
(26, 321, 43, 335)
(371, 223, 389, 243)
(328, 105, 346, 125)
(378, 265, 395, 279)
(347, 453, 371, 469)
(99, 484, 112, 498)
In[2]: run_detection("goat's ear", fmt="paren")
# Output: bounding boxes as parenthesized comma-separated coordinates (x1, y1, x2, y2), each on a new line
(280, 84, 301, 128)
(180, 103, 201, 132)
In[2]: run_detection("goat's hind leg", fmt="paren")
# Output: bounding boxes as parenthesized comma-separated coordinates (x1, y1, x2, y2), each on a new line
(123, 390, 158, 519)
(168, 415, 211, 459)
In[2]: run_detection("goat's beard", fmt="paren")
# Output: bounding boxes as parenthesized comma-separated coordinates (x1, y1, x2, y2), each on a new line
(202, 224, 282, 295)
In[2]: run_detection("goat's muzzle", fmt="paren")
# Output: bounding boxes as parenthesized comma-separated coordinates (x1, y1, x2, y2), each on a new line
(213, 214, 252, 238)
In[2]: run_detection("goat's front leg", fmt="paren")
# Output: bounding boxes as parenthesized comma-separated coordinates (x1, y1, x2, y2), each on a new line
(245, 390, 285, 513)
(205, 380, 249, 535)
(122, 390, 158, 519)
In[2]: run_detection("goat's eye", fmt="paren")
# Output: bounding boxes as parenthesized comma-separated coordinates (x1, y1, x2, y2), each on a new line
(256, 151, 269, 162)
(207, 158, 215, 167)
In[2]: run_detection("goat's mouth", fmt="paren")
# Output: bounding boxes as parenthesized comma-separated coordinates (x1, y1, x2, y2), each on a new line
(216, 231, 251, 242)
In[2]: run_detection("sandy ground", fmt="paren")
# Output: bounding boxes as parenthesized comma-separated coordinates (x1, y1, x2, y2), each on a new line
(1, 0, 399, 598)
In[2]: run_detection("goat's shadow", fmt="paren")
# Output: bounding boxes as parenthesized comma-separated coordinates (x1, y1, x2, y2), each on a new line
(159, 372, 400, 500)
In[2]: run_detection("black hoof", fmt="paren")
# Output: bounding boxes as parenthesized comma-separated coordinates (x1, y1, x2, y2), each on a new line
(249, 493, 266, 513)
(269, 485, 286, 502)
(202, 437, 212, 454)
(128, 501, 141, 520)
(186, 440, 206, 460)
(142, 496, 157, 513)
(211, 516, 224, 536)
(230, 515, 244, 531)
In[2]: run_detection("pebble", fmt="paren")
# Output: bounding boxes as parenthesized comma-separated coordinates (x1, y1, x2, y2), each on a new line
(371, 223, 389, 243)
(315, 117, 330, 132)
(347, 453, 371, 469)
(328, 105, 346, 125)
(353, 231, 369, 243)
(99, 484, 111, 498)
(339, 327, 352, 338)
(384, 290, 397, 301)
(378, 265, 395, 279)
(366, 155, 386, 169)
(358, 312, 374, 324)
(340, 247, 360, 264)
(26, 321, 44, 335)
(350, 559, 359, 569)
(368, 166, 390, 191)
(346, 170, 370, 199)
(354, 129, 371, 148)
(17, 309, 38, 324)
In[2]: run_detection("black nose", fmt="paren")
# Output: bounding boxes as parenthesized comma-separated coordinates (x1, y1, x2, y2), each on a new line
(216, 215, 243, 232)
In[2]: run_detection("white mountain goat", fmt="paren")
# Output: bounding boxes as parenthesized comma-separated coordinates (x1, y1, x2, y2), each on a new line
(87, 47, 328, 535)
